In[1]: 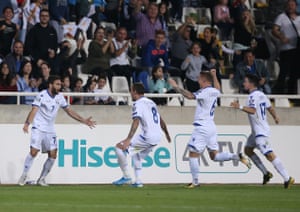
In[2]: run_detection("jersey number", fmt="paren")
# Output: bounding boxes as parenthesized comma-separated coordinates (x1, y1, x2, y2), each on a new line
(259, 102, 266, 120)
(210, 99, 217, 117)
(151, 107, 159, 124)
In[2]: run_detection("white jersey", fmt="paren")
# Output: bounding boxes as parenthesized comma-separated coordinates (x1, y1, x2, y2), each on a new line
(132, 97, 162, 145)
(246, 90, 271, 137)
(193, 86, 220, 126)
(32, 90, 68, 133)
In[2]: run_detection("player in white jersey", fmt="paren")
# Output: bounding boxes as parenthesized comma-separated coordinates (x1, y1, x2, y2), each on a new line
(113, 83, 171, 187)
(231, 74, 294, 188)
(18, 75, 96, 186)
(169, 69, 251, 188)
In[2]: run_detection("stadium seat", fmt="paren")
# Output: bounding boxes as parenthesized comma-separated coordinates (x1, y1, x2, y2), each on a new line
(183, 98, 197, 106)
(167, 98, 181, 106)
(112, 76, 130, 105)
(275, 98, 290, 108)
(182, 7, 211, 24)
(220, 79, 238, 106)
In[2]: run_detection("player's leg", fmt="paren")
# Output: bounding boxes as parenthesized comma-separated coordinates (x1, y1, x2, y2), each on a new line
(18, 129, 41, 186)
(37, 133, 58, 186)
(206, 130, 250, 167)
(129, 137, 153, 187)
(245, 135, 271, 184)
(257, 136, 294, 188)
(186, 127, 205, 188)
(113, 145, 132, 185)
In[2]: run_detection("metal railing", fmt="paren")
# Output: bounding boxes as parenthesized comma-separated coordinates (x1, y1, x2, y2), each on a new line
(0, 91, 300, 107)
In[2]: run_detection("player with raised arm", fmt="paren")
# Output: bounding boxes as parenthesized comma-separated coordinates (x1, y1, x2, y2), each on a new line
(18, 75, 96, 186)
(169, 69, 251, 188)
(113, 83, 171, 188)
(230, 74, 294, 188)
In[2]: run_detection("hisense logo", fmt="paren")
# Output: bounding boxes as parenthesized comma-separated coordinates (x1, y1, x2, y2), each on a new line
(57, 139, 171, 168)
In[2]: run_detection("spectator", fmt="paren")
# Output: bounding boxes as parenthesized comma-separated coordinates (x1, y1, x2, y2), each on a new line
(94, 74, 115, 105)
(169, 0, 183, 22)
(71, 77, 84, 105)
(213, 0, 234, 40)
(0, 61, 17, 104)
(181, 42, 208, 92)
(17, 60, 38, 105)
(142, 29, 169, 73)
(10, 0, 29, 43)
(104, 0, 121, 26)
(234, 49, 271, 94)
(90, 0, 107, 25)
(4, 40, 25, 76)
(38, 62, 51, 91)
(149, 65, 173, 105)
(0, 1, 12, 19)
(272, 0, 300, 94)
(24, 9, 58, 73)
(82, 27, 114, 77)
(197, 27, 221, 74)
(134, 2, 162, 48)
(83, 76, 98, 105)
(55, 35, 87, 80)
(231, 0, 249, 24)
(61, 74, 72, 92)
(110, 27, 137, 87)
(119, 0, 137, 37)
(170, 18, 194, 79)
(158, 1, 170, 48)
(25, 0, 44, 30)
(48, 0, 69, 43)
(0, 6, 19, 57)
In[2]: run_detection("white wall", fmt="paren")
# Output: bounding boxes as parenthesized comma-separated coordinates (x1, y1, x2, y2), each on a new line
(1, 124, 298, 184)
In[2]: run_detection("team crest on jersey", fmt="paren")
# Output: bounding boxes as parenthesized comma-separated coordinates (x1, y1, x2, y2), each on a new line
(132, 105, 137, 112)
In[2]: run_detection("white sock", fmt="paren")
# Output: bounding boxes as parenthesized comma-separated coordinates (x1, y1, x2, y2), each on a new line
(115, 147, 131, 178)
(250, 154, 268, 175)
(22, 154, 35, 175)
(189, 157, 199, 185)
(214, 152, 238, 161)
(39, 158, 55, 179)
(272, 157, 290, 181)
(132, 154, 142, 184)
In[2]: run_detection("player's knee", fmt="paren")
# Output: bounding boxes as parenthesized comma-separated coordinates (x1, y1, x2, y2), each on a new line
(265, 152, 275, 161)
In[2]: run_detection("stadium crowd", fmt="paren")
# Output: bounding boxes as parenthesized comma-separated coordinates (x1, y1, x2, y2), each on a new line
(0, 0, 300, 105)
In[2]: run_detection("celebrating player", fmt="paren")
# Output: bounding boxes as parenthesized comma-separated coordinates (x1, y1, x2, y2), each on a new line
(113, 83, 171, 187)
(18, 75, 96, 186)
(169, 69, 251, 188)
(230, 74, 294, 188)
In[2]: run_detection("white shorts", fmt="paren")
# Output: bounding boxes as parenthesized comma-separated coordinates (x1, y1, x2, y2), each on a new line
(188, 125, 218, 154)
(30, 128, 57, 153)
(127, 135, 157, 159)
(246, 134, 273, 155)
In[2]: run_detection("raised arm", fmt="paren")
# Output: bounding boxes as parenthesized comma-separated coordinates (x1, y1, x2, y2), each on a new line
(64, 107, 96, 128)
(168, 78, 195, 99)
(160, 116, 171, 143)
(210, 69, 221, 91)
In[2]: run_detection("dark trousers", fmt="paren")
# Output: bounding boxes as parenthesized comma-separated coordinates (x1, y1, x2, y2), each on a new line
(274, 48, 299, 94)
(186, 78, 200, 92)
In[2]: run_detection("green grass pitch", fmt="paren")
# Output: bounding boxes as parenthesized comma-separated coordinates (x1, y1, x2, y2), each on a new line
(0, 184, 299, 212)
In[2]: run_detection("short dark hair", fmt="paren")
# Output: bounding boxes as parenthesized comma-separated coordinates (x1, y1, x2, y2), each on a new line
(2, 6, 13, 14)
(39, 8, 49, 16)
(245, 74, 259, 87)
(155, 29, 166, 37)
(132, 83, 145, 95)
(200, 71, 213, 84)
(48, 75, 61, 85)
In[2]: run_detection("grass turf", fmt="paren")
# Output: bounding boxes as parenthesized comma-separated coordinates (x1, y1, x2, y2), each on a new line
(0, 184, 299, 212)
